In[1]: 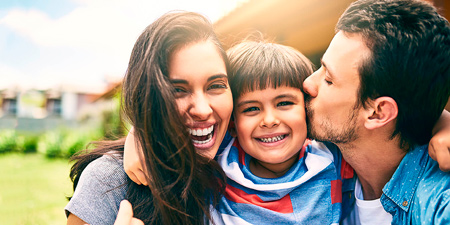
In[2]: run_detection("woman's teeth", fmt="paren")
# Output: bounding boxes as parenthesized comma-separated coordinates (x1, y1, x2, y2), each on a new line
(188, 125, 214, 136)
(188, 125, 214, 145)
(259, 135, 285, 143)
(192, 133, 213, 144)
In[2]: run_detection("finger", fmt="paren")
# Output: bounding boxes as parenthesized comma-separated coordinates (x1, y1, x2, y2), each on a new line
(126, 171, 142, 185)
(130, 218, 144, 225)
(114, 200, 134, 225)
(428, 142, 437, 161)
(135, 169, 148, 186)
(435, 145, 450, 172)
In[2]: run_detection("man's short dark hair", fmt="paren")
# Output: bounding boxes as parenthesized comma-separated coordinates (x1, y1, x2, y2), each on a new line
(337, 0, 450, 148)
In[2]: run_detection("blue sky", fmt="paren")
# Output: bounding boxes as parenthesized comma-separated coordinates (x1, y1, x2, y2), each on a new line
(0, 0, 244, 93)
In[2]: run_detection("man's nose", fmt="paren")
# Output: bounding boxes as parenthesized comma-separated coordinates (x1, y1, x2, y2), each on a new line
(303, 72, 319, 98)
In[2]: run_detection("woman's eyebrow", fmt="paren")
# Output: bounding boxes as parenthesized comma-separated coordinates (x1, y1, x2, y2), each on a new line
(170, 79, 187, 84)
(170, 74, 227, 84)
(207, 74, 228, 82)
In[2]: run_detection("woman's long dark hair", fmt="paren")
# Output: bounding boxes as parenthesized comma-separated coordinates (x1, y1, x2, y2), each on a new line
(69, 11, 227, 225)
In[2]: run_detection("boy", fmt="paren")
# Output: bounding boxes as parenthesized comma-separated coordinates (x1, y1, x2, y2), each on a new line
(210, 40, 347, 224)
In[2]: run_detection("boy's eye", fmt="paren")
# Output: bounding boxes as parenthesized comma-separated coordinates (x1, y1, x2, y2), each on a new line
(242, 106, 259, 113)
(277, 101, 294, 107)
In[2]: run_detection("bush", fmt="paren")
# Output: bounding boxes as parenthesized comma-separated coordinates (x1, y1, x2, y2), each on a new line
(61, 129, 102, 157)
(37, 128, 103, 159)
(38, 131, 65, 158)
(21, 134, 39, 153)
(0, 130, 20, 153)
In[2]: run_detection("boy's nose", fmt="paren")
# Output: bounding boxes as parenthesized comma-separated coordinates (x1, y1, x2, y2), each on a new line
(260, 110, 280, 128)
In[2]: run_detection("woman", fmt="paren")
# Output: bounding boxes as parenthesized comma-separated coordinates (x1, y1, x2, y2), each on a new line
(65, 11, 233, 225)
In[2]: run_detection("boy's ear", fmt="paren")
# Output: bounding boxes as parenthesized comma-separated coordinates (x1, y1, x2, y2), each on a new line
(364, 97, 398, 130)
(228, 115, 237, 137)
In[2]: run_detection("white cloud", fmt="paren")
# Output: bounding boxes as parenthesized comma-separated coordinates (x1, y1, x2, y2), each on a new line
(0, 0, 247, 92)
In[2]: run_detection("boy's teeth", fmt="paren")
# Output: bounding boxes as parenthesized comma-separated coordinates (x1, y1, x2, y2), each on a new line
(260, 135, 284, 143)
(188, 125, 214, 136)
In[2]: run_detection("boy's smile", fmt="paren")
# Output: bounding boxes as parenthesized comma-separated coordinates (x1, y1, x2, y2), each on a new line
(233, 86, 307, 177)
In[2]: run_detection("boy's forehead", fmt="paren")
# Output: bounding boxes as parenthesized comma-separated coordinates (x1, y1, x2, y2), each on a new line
(234, 85, 304, 106)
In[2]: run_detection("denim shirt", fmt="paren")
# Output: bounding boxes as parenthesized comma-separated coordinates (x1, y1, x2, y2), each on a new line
(380, 145, 450, 224)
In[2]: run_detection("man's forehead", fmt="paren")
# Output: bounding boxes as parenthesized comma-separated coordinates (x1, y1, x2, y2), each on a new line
(322, 31, 370, 78)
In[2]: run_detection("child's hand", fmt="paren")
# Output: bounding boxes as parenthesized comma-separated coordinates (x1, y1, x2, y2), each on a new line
(124, 127, 149, 186)
(429, 129, 450, 172)
(429, 110, 450, 172)
(114, 200, 144, 225)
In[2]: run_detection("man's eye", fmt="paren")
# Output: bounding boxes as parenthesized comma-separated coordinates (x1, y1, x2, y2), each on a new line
(242, 106, 259, 113)
(277, 101, 294, 107)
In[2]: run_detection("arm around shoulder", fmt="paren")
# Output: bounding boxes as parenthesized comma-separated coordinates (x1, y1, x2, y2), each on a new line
(429, 110, 450, 172)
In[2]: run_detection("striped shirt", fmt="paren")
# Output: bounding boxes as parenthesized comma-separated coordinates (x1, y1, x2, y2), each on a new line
(212, 138, 347, 225)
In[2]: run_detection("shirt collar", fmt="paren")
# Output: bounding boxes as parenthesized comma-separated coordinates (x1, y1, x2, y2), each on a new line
(381, 145, 428, 212)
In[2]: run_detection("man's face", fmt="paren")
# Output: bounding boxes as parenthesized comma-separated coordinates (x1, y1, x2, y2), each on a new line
(303, 31, 370, 144)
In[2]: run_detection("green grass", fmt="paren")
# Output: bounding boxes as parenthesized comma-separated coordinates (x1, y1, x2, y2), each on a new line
(0, 153, 73, 225)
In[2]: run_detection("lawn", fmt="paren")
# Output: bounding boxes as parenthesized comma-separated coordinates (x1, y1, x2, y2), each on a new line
(0, 153, 73, 225)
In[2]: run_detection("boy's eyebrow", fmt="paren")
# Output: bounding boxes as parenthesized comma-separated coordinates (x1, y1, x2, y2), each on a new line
(170, 74, 227, 84)
(275, 93, 298, 99)
(236, 93, 299, 108)
(236, 100, 259, 108)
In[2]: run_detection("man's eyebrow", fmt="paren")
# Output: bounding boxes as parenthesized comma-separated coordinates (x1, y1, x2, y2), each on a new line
(320, 58, 334, 78)
(170, 74, 227, 84)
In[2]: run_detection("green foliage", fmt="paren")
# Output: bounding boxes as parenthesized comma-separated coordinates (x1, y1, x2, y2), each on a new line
(37, 128, 103, 159)
(101, 92, 127, 140)
(22, 134, 39, 153)
(38, 131, 65, 158)
(0, 130, 20, 153)
(0, 91, 129, 158)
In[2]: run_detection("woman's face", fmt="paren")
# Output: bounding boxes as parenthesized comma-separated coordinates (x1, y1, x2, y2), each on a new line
(168, 40, 233, 159)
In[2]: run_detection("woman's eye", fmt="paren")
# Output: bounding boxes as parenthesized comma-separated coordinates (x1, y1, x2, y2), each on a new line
(174, 87, 186, 93)
(277, 101, 294, 107)
(242, 106, 259, 113)
(208, 83, 227, 90)
(324, 79, 333, 85)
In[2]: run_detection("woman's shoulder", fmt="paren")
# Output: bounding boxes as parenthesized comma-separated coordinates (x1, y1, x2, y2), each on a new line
(83, 153, 127, 185)
(65, 153, 128, 224)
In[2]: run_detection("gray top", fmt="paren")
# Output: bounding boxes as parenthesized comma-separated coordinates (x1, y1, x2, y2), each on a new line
(65, 154, 127, 225)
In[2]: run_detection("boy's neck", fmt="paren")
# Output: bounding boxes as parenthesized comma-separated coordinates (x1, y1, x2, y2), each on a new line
(249, 153, 299, 178)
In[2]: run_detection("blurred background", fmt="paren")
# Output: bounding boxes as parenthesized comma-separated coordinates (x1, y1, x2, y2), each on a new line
(0, 0, 449, 224)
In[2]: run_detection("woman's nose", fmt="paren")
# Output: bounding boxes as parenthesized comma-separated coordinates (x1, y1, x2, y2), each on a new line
(188, 93, 212, 120)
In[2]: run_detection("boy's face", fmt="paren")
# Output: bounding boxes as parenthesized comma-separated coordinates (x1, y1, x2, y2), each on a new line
(233, 86, 307, 168)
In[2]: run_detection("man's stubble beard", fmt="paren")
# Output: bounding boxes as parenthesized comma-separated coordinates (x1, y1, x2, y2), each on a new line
(305, 97, 360, 145)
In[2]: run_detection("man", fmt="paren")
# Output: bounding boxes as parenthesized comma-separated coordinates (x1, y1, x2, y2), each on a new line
(303, 0, 450, 224)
